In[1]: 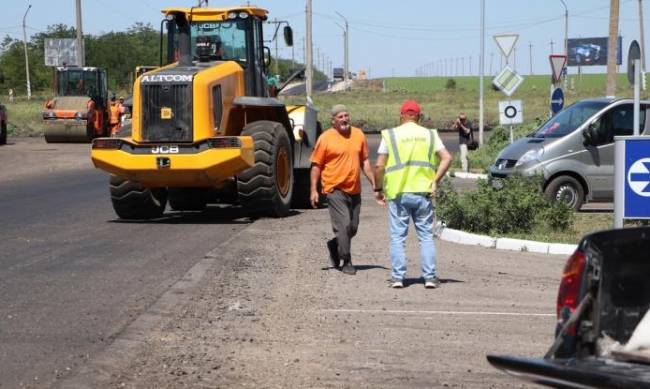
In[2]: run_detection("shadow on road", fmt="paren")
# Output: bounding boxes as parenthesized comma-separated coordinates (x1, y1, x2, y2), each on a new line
(108, 206, 305, 225)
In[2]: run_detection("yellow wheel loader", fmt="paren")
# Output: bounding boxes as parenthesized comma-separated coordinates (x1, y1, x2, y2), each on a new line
(91, 6, 320, 219)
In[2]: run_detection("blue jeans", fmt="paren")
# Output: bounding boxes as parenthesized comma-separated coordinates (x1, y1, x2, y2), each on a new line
(388, 193, 436, 280)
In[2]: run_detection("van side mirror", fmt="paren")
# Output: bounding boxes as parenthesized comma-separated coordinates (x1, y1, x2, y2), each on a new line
(583, 122, 599, 146)
(283, 26, 293, 47)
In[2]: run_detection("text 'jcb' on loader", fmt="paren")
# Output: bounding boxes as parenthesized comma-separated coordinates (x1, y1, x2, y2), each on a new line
(43, 66, 109, 143)
(91, 6, 320, 219)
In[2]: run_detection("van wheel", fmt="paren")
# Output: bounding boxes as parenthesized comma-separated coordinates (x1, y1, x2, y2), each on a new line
(109, 175, 167, 219)
(544, 176, 584, 211)
(237, 120, 293, 217)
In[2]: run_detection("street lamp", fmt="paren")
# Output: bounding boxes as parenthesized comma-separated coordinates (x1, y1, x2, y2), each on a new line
(560, 0, 568, 56)
(335, 11, 349, 85)
(22, 4, 32, 100)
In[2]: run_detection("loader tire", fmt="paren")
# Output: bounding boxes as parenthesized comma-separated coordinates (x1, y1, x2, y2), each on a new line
(0, 121, 6, 145)
(237, 120, 293, 217)
(168, 188, 208, 211)
(109, 175, 167, 219)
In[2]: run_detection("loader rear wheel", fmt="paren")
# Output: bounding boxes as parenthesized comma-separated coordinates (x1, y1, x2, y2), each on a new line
(0, 121, 6, 145)
(109, 175, 167, 219)
(237, 120, 293, 217)
(168, 188, 208, 211)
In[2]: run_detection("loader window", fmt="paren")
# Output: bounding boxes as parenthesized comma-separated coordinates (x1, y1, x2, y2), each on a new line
(191, 21, 248, 63)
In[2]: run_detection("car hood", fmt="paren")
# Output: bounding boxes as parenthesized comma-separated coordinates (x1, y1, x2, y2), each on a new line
(496, 136, 555, 161)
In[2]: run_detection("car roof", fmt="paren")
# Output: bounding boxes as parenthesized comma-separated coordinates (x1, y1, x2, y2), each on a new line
(580, 97, 650, 104)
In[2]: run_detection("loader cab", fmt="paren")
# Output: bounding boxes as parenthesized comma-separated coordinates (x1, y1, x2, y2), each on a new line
(55, 67, 108, 107)
(162, 7, 292, 97)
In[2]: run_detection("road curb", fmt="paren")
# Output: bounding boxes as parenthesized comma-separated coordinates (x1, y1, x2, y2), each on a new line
(439, 225, 578, 255)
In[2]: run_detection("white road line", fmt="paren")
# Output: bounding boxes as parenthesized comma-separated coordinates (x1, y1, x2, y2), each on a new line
(322, 309, 554, 317)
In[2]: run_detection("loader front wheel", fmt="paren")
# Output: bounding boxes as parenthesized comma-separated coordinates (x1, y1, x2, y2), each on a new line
(109, 175, 167, 219)
(237, 120, 293, 217)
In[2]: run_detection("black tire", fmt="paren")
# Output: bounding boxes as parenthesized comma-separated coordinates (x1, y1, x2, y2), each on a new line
(544, 176, 584, 211)
(109, 175, 167, 219)
(168, 188, 208, 211)
(0, 121, 6, 145)
(237, 120, 293, 217)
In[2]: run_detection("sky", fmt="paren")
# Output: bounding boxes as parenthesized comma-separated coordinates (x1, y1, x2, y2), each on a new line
(2, 0, 649, 78)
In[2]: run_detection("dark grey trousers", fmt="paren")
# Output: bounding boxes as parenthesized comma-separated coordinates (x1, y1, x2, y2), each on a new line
(326, 189, 361, 262)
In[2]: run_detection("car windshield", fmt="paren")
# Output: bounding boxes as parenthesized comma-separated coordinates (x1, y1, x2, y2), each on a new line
(531, 101, 609, 138)
(190, 20, 247, 62)
(57, 69, 99, 97)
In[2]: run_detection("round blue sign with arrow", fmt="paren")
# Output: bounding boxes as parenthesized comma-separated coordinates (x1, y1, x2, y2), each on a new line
(551, 88, 564, 114)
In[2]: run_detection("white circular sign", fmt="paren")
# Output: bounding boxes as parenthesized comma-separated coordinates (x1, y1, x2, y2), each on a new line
(627, 157, 650, 197)
(504, 105, 518, 118)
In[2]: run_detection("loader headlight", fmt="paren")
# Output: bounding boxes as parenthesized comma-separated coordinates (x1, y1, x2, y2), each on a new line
(206, 137, 241, 148)
(92, 138, 122, 149)
(238, 12, 249, 19)
(227, 12, 238, 19)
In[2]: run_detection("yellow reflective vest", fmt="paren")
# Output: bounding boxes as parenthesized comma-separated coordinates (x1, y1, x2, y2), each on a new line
(381, 122, 440, 200)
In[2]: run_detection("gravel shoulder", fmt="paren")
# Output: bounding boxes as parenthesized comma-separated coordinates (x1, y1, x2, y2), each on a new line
(63, 184, 566, 388)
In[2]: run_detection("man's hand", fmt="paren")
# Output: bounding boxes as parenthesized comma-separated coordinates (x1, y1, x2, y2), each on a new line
(310, 190, 320, 209)
(374, 190, 386, 206)
(430, 181, 437, 198)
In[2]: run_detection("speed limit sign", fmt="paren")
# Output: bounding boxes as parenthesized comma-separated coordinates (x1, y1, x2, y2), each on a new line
(499, 100, 523, 125)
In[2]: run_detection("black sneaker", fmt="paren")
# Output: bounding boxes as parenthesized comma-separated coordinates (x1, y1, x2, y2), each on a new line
(341, 261, 356, 275)
(326, 238, 340, 269)
(424, 277, 440, 289)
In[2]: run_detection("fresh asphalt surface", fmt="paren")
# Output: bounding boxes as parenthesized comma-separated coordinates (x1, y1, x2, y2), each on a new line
(0, 166, 253, 387)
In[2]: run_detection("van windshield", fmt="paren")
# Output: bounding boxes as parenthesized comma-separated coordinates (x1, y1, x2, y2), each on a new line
(531, 101, 608, 138)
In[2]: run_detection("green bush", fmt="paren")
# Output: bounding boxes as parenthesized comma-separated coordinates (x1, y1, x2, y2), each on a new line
(437, 175, 574, 235)
(445, 78, 457, 90)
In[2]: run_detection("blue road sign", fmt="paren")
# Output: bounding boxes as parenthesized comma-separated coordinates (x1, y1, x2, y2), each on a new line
(551, 88, 564, 114)
(624, 138, 650, 218)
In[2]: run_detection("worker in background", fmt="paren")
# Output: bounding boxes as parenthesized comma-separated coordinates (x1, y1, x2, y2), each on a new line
(108, 94, 121, 136)
(374, 100, 453, 289)
(8, 88, 15, 103)
(310, 104, 376, 275)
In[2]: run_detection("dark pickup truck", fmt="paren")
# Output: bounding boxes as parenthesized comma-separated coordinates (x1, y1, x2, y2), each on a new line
(488, 226, 650, 388)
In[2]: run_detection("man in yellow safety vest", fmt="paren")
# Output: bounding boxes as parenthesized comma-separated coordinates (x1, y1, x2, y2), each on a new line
(373, 100, 452, 289)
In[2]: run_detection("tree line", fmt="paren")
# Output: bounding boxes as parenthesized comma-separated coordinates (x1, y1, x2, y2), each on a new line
(0, 23, 322, 98)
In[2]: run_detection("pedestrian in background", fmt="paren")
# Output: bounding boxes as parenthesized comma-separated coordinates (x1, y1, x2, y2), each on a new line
(8, 88, 14, 103)
(108, 94, 122, 136)
(452, 112, 473, 172)
(374, 100, 452, 289)
(310, 104, 376, 275)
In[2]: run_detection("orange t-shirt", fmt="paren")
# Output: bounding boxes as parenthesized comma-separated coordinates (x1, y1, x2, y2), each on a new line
(310, 126, 369, 195)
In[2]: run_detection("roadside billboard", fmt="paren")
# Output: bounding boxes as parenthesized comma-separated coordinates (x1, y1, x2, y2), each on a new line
(567, 36, 622, 67)
(44, 39, 79, 67)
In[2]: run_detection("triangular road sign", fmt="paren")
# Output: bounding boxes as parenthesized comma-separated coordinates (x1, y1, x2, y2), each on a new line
(493, 33, 519, 59)
(549, 54, 567, 84)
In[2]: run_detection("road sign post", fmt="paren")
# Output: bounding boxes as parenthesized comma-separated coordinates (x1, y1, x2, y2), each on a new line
(614, 137, 650, 228)
(499, 100, 523, 143)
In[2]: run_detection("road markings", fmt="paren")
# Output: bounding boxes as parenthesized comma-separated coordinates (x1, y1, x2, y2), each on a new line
(322, 308, 554, 317)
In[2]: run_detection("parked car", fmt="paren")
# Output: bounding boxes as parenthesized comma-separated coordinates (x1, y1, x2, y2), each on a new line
(488, 226, 650, 388)
(0, 103, 7, 144)
(572, 43, 602, 65)
(488, 98, 649, 210)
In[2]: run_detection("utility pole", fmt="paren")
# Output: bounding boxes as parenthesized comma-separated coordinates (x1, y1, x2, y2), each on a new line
(75, 0, 84, 66)
(640, 0, 646, 70)
(550, 39, 554, 54)
(274, 18, 279, 75)
(22, 4, 32, 100)
(560, 0, 568, 56)
(461, 57, 465, 76)
(529, 42, 533, 75)
(469, 56, 472, 76)
(489, 52, 494, 75)
(513, 47, 517, 71)
(316, 46, 320, 72)
(606, 0, 620, 96)
(479, 0, 485, 146)
(335, 11, 349, 85)
(305, 0, 313, 99)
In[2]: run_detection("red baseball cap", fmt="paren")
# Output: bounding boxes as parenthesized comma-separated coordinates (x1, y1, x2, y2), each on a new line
(400, 100, 421, 115)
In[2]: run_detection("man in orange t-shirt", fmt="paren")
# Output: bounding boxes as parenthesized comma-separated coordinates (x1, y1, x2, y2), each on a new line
(310, 105, 375, 275)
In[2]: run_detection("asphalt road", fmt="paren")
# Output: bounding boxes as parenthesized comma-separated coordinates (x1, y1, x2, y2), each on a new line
(0, 161, 252, 387)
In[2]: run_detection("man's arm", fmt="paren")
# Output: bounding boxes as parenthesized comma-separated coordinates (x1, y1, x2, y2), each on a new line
(310, 163, 321, 209)
(373, 154, 387, 205)
(361, 158, 375, 189)
(431, 148, 452, 194)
